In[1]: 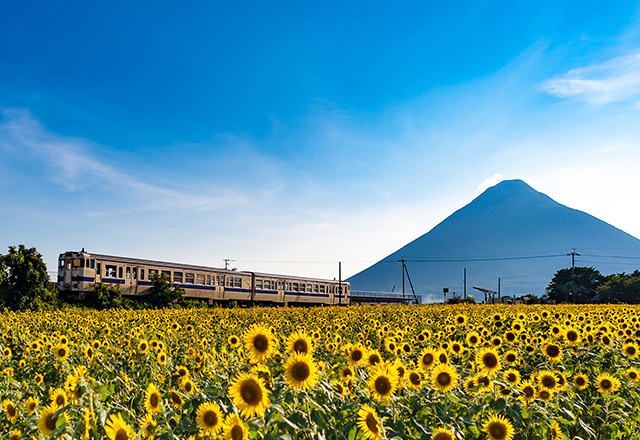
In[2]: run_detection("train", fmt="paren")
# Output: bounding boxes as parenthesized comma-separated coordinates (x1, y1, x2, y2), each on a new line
(57, 250, 350, 306)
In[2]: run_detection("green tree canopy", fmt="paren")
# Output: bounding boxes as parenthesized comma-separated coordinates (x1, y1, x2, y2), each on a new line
(147, 272, 186, 307)
(0, 245, 57, 310)
(596, 272, 640, 304)
(546, 266, 604, 304)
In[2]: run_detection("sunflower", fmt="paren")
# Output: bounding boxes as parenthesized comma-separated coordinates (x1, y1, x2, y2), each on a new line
(8, 429, 20, 440)
(53, 344, 70, 361)
(573, 373, 589, 390)
(138, 339, 149, 355)
(622, 342, 639, 359)
(2, 399, 17, 423)
(454, 314, 467, 326)
(596, 373, 621, 394)
(503, 350, 519, 366)
(466, 331, 481, 347)
(104, 412, 133, 440)
(365, 349, 382, 367)
(419, 347, 438, 370)
(37, 404, 65, 436)
(287, 330, 314, 355)
(431, 363, 459, 393)
(537, 370, 558, 391)
(139, 413, 156, 438)
(482, 414, 515, 440)
(176, 365, 189, 378)
(50, 388, 67, 408)
(243, 324, 276, 363)
(228, 335, 241, 348)
(144, 383, 162, 414)
(626, 367, 640, 383)
(368, 364, 399, 402)
(157, 351, 167, 365)
(357, 405, 383, 440)
(34, 374, 44, 385)
(196, 402, 224, 436)
(476, 347, 501, 376)
(504, 369, 521, 386)
(431, 427, 455, 440)
(222, 413, 249, 440)
(347, 344, 366, 367)
(26, 396, 39, 414)
(519, 381, 536, 404)
(168, 390, 185, 409)
(228, 372, 271, 418)
(339, 365, 354, 381)
(542, 343, 562, 363)
(550, 422, 563, 440)
(284, 352, 319, 391)
(563, 327, 580, 345)
(180, 377, 198, 395)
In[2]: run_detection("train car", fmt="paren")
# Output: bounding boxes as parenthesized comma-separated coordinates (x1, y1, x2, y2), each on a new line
(57, 250, 349, 306)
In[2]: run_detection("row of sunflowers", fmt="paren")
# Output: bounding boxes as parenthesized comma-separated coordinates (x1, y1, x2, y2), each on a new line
(1, 304, 639, 440)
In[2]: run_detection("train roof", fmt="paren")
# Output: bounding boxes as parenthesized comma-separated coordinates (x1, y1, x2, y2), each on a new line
(60, 251, 348, 285)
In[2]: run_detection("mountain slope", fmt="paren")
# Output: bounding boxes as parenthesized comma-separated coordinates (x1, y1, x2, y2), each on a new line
(347, 180, 640, 302)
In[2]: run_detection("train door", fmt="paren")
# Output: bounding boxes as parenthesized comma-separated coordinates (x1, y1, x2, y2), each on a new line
(124, 266, 137, 295)
(95, 262, 102, 283)
(64, 258, 73, 288)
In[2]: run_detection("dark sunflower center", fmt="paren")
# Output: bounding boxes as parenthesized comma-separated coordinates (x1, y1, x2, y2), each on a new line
(437, 372, 451, 386)
(56, 395, 65, 406)
(546, 345, 560, 357)
(541, 376, 556, 389)
(506, 354, 516, 363)
(439, 353, 447, 363)
(374, 376, 392, 395)
(422, 354, 433, 366)
(457, 317, 464, 324)
(150, 393, 159, 408)
(231, 425, 244, 440)
(184, 382, 192, 392)
(7, 404, 15, 417)
(482, 353, 498, 368)
(488, 422, 507, 439)
(602, 337, 611, 345)
(343, 368, 353, 377)
(365, 413, 379, 434)
(627, 346, 636, 355)
(46, 414, 57, 431)
(478, 376, 490, 387)
(291, 362, 311, 382)
(369, 354, 380, 365)
(601, 379, 612, 390)
(409, 373, 420, 385)
(293, 340, 308, 353)
(523, 386, 534, 397)
(115, 428, 129, 440)
(507, 373, 517, 383)
(253, 335, 269, 353)
(540, 390, 550, 399)
(58, 348, 66, 357)
(630, 372, 638, 379)
(170, 392, 182, 405)
(351, 350, 363, 361)
(567, 331, 578, 342)
(230, 337, 237, 344)
(433, 434, 452, 440)
(28, 402, 36, 411)
(203, 410, 218, 427)
(576, 377, 586, 386)
(240, 380, 262, 405)
(470, 336, 478, 344)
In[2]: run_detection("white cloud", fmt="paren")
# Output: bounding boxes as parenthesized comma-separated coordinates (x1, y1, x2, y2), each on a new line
(543, 52, 640, 104)
(477, 173, 503, 192)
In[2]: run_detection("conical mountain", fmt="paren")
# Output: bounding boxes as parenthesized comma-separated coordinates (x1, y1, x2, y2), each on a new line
(347, 179, 640, 302)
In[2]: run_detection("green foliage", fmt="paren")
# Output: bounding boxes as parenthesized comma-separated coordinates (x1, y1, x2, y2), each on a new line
(546, 267, 604, 304)
(447, 294, 476, 304)
(146, 272, 187, 307)
(0, 244, 58, 310)
(596, 272, 640, 304)
(85, 282, 124, 310)
(519, 293, 540, 305)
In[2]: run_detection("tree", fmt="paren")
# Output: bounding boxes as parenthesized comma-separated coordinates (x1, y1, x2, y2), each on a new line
(147, 272, 186, 307)
(85, 282, 123, 310)
(0, 245, 57, 310)
(546, 267, 603, 304)
(596, 273, 640, 304)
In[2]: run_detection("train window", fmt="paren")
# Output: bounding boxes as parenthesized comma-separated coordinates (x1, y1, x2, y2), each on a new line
(105, 265, 117, 277)
(293, 282, 299, 292)
(207, 275, 211, 285)
(307, 284, 312, 293)
(286, 282, 292, 291)
(256, 280, 263, 289)
(59, 259, 64, 268)
(320, 285, 325, 293)
(66, 261, 71, 270)
(174, 272, 183, 283)
(86, 259, 90, 268)
(330, 286, 334, 294)
(234, 278, 242, 287)
(185, 273, 194, 284)
(90, 259, 95, 269)
(149, 269, 158, 279)
(226, 277, 230, 287)
(73, 259, 83, 268)
(132, 267, 137, 279)
(118, 267, 123, 278)
(197, 274, 205, 284)
(300, 283, 305, 292)
(126, 267, 131, 279)
(278, 281, 283, 290)
(314, 284, 318, 293)
(264, 280, 270, 290)
(162, 270, 171, 281)
(216, 275, 220, 286)
(96, 263, 101, 275)
(141, 269, 145, 280)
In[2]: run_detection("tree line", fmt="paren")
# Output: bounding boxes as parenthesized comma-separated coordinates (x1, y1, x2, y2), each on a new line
(0, 245, 199, 311)
(544, 266, 640, 304)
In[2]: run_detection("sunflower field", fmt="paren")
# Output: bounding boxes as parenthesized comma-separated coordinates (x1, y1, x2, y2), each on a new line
(1, 304, 640, 440)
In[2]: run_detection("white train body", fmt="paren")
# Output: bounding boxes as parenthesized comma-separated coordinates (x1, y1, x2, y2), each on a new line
(57, 250, 349, 306)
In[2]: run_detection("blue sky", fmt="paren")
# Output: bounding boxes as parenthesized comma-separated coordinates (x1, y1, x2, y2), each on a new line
(2, 1, 640, 280)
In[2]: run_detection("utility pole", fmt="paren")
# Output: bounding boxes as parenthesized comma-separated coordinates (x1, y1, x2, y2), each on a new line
(568, 248, 580, 278)
(223, 259, 235, 270)
(338, 262, 342, 306)
(463, 268, 467, 299)
(498, 277, 501, 298)
(399, 258, 419, 304)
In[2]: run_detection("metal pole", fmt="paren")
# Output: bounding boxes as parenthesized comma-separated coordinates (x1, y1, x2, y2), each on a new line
(339, 262, 342, 305)
(464, 268, 466, 299)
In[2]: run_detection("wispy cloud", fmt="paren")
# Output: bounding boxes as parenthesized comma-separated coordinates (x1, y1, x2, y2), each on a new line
(543, 52, 640, 104)
(0, 108, 248, 213)
(477, 173, 504, 192)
